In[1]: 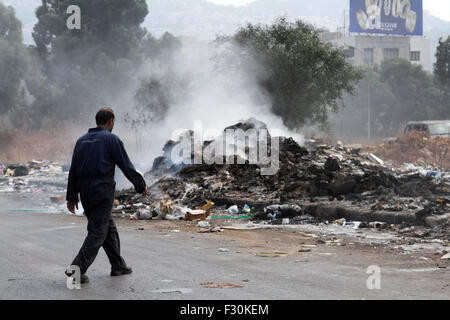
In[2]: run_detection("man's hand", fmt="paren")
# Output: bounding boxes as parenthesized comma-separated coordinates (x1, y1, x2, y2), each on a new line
(142, 187, 149, 196)
(67, 201, 78, 214)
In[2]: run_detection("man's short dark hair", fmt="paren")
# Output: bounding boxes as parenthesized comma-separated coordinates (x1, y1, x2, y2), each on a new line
(96, 108, 115, 125)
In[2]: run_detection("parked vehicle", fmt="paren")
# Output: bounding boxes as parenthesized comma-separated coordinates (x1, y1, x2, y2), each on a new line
(404, 121, 450, 137)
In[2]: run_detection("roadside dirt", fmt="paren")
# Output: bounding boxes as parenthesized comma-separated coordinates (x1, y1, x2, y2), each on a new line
(100, 215, 450, 271)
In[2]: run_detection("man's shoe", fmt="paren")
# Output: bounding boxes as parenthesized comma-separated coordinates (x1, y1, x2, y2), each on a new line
(80, 274, 89, 284)
(111, 266, 133, 277)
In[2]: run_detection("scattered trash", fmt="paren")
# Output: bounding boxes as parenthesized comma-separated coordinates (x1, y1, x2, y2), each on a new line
(200, 282, 244, 289)
(255, 251, 289, 258)
(131, 208, 153, 220)
(427, 171, 442, 179)
(325, 239, 344, 246)
(334, 218, 346, 225)
(368, 153, 384, 166)
(185, 209, 207, 221)
(167, 206, 189, 220)
(228, 205, 239, 214)
(200, 200, 214, 216)
(151, 288, 192, 294)
(210, 215, 254, 220)
(198, 227, 223, 233)
(197, 221, 210, 228)
(221, 224, 259, 230)
(50, 195, 65, 203)
(352, 222, 362, 229)
(265, 204, 302, 220)
(155, 200, 175, 219)
(5, 169, 15, 177)
(368, 222, 387, 229)
(241, 204, 253, 214)
(40, 164, 62, 174)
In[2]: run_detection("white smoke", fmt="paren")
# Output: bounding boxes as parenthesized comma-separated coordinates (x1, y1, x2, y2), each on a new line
(133, 39, 303, 170)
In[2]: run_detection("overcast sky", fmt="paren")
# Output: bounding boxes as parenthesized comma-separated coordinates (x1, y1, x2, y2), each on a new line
(207, 0, 450, 22)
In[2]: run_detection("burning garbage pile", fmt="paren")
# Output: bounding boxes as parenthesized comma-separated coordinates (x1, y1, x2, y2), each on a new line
(115, 119, 449, 236)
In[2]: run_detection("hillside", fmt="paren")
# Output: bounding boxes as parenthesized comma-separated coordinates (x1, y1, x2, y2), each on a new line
(2, 0, 449, 62)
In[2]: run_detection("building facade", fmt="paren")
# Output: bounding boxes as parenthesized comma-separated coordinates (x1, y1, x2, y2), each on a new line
(325, 32, 431, 72)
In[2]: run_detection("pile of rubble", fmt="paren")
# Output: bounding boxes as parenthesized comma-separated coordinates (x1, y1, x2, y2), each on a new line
(114, 119, 449, 237)
(372, 131, 450, 169)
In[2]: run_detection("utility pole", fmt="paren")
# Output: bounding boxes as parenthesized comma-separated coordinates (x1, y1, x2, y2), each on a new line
(353, 46, 373, 141)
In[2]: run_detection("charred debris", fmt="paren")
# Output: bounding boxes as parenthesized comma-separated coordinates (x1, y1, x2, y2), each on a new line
(115, 119, 449, 237)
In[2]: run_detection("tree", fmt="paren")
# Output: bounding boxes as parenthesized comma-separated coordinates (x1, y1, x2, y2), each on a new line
(380, 58, 442, 126)
(335, 58, 445, 140)
(336, 65, 396, 139)
(33, 0, 148, 62)
(228, 17, 363, 129)
(0, 3, 28, 115)
(434, 36, 450, 88)
(132, 66, 190, 124)
(31, 0, 149, 120)
(142, 31, 182, 61)
(434, 36, 450, 119)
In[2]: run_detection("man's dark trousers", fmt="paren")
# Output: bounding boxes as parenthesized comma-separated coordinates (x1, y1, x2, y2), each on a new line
(71, 183, 125, 275)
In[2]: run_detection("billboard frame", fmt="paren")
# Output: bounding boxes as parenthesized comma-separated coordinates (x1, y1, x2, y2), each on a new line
(349, 0, 423, 37)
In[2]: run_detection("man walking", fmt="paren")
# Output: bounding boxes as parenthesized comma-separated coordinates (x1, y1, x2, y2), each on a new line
(66, 108, 148, 284)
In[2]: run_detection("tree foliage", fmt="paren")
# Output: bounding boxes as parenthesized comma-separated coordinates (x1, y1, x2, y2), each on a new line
(143, 32, 183, 62)
(30, 0, 149, 120)
(0, 3, 28, 115)
(33, 0, 148, 61)
(434, 36, 450, 88)
(0, 0, 184, 133)
(230, 17, 363, 129)
(336, 58, 446, 139)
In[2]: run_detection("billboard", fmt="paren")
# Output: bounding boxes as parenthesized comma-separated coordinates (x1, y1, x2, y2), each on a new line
(349, 0, 423, 36)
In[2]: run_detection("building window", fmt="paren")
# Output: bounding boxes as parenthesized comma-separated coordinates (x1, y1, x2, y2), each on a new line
(383, 48, 399, 58)
(344, 46, 355, 58)
(364, 48, 374, 65)
(410, 51, 421, 61)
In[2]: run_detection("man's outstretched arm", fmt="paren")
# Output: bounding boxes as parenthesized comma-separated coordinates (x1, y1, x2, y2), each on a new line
(111, 137, 147, 194)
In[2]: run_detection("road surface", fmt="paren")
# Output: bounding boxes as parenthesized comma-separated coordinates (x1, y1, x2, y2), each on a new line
(0, 194, 449, 300)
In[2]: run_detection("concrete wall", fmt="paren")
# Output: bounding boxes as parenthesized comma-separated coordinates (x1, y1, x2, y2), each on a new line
(410, 37, 432, 72)
(328, 34, 432, 73)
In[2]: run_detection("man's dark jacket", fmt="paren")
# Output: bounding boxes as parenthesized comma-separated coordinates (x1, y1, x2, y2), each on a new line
(66, 127, 146, 203)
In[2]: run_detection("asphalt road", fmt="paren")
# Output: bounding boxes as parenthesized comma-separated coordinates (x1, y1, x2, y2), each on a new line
(0, 194, 449, 300)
